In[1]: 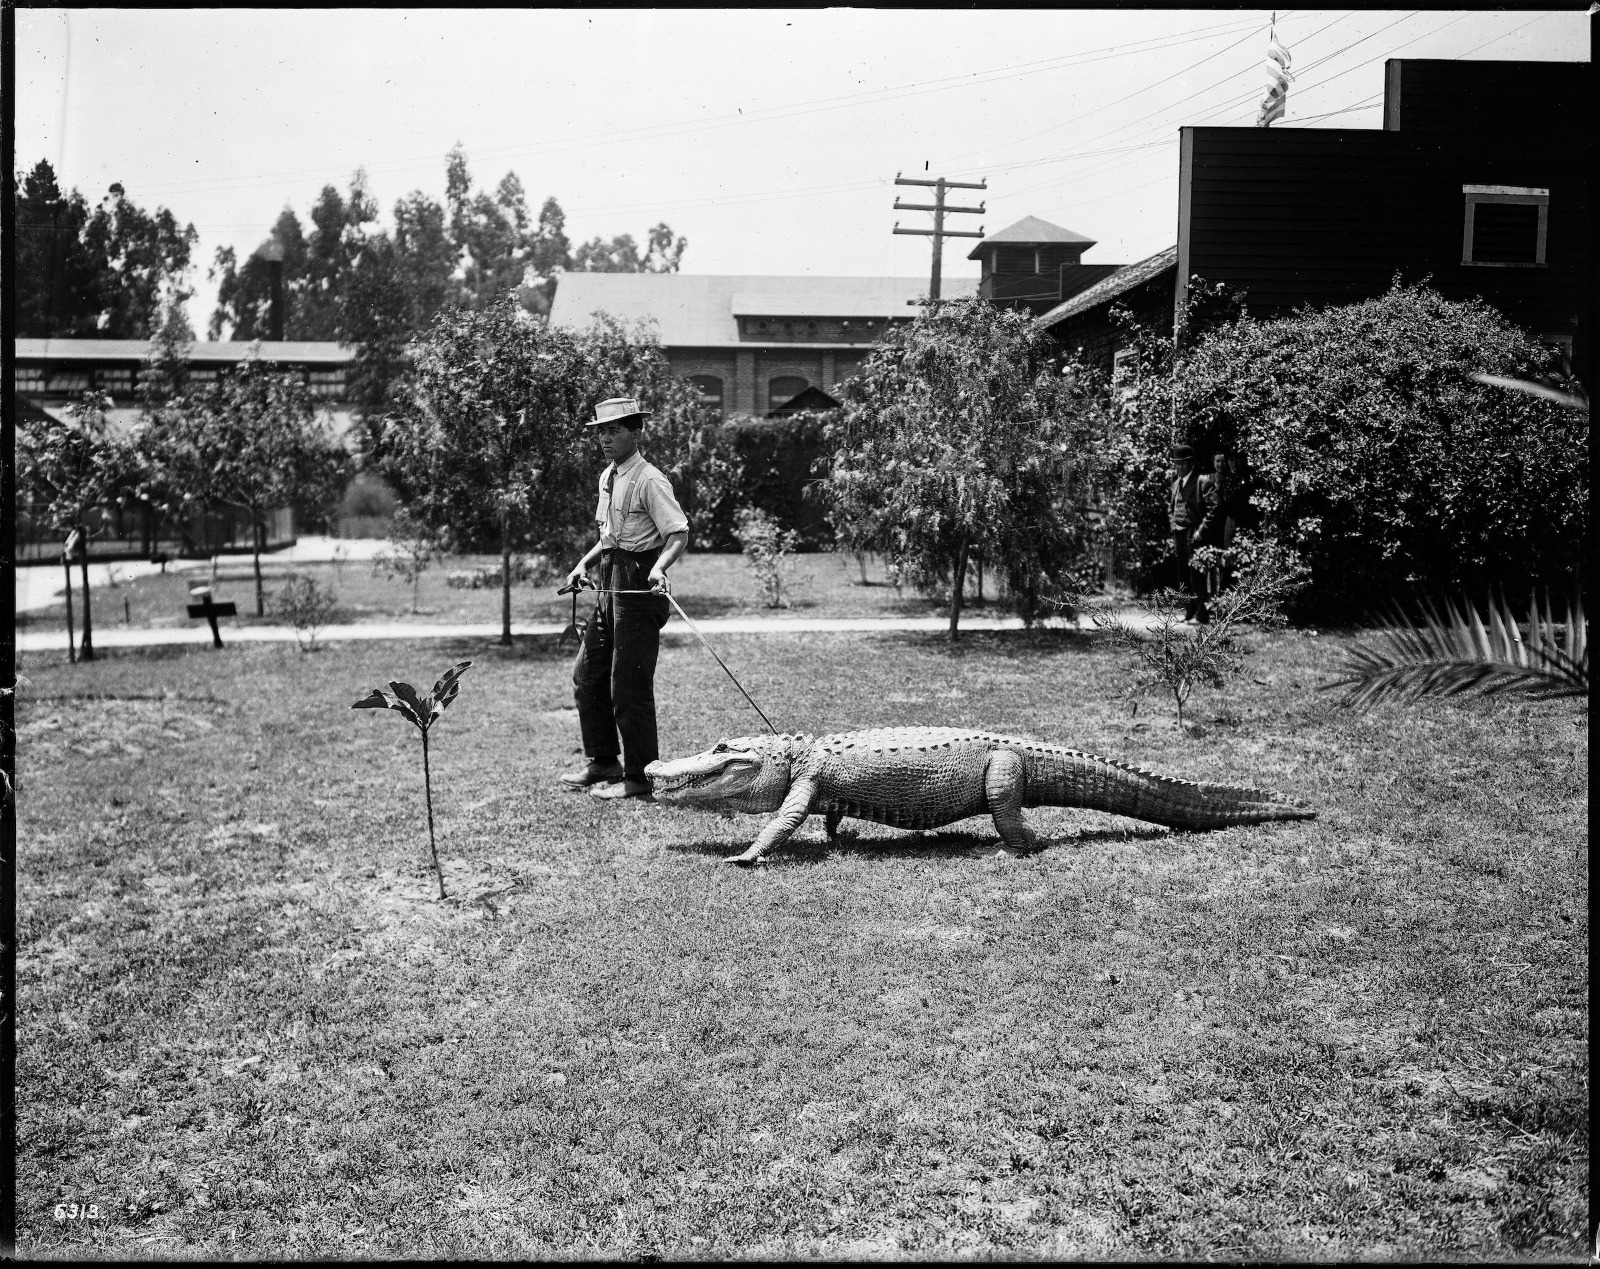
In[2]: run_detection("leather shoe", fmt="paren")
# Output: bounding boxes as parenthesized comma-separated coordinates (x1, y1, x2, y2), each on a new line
(591, 779, 653, 801)
(560, 761, 624, 789)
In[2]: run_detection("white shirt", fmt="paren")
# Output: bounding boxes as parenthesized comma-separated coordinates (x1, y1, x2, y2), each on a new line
(595, 450, 689, 552)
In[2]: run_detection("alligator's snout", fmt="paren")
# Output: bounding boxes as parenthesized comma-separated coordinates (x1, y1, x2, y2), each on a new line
(646, 745, 764, 805)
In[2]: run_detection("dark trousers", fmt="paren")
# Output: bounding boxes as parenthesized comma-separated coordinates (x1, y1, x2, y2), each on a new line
(573, 547, 670, 780)
(1171, 532, 1210, 622)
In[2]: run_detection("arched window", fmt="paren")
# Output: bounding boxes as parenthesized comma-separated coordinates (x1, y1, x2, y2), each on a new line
(687, 374, 723, 419)
(769, 376, 808, 411)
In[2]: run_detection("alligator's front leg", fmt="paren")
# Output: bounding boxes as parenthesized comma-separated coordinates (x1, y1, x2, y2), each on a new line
(726, 776, 818, 866)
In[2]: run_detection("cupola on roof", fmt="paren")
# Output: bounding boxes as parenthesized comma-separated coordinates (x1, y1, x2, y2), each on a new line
(967, 215, 1097, 260)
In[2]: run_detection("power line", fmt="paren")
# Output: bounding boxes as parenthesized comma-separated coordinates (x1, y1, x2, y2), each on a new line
(120, 15, 1270, 203)
(931, 14, 1280, 168)
(945, 9, 1361, 188)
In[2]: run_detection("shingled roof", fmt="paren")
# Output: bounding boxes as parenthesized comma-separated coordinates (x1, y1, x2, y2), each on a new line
(966, 215, 1096, 260)
(1034, 245, 1178, 329)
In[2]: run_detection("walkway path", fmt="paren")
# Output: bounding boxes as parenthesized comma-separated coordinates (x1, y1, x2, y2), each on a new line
(18, 535, 1161, 652)
(16, 611, 1126, 653)
(14, 535, 389, 615)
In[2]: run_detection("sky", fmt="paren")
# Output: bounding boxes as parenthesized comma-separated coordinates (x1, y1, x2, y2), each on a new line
(14, 8, 1590, 338)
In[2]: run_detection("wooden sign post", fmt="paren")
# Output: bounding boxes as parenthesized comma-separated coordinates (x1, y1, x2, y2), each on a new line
(186, 587, 237, 649)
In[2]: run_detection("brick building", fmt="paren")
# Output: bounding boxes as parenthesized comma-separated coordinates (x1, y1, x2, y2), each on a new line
(547, 272, 978, 420)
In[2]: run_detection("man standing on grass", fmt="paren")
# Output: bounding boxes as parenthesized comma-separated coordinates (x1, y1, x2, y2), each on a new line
(560, 397, 689, 801)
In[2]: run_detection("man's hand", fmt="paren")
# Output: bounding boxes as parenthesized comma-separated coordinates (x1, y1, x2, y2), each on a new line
(565, 564, 592, 591)
(648, 569, 672, 596)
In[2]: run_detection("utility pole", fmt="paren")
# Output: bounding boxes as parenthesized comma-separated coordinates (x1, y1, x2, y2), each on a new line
(892, 172, 986, 305)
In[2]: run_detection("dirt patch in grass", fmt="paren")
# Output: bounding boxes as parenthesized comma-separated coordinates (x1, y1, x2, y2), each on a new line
(14, 630, 1587, 1258)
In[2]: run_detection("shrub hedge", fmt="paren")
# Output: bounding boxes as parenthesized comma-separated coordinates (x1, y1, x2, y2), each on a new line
(1100, 281, 1588, 618)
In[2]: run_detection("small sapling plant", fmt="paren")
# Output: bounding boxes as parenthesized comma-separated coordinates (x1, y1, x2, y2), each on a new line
(1067, 541, 1306, 731)
(352, 660, 472, 900)
(735, 505, 802, 608)
(274, 575, 339, 651)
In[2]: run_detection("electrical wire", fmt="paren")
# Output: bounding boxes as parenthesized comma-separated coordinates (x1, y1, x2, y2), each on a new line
(125, 15, 1270, 202)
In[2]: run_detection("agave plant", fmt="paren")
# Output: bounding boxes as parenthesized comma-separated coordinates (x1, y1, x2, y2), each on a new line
(1325, 592, 1587, 710)
(352, 661, 472, 899)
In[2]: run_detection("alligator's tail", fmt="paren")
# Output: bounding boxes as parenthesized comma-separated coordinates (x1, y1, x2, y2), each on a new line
(1014, 742, 1315, 830)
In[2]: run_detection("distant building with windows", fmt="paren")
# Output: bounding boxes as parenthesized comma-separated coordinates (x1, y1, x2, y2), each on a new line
(12, 338, 356, 561)
(1038, 59, 1591, 383)
(12, 337, 356, 432)
(547, 272, 979, 419)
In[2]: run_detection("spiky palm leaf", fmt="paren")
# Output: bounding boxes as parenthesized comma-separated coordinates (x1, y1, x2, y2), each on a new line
(1325, 592, 1587, 709)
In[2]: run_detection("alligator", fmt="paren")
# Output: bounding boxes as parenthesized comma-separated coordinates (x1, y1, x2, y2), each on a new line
(645, 727, 1315, 866)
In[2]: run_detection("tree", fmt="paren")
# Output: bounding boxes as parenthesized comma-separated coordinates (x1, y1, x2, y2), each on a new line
(142, 355, 350, 615)
(207, 173, 377, 341)
(14, 161, 197, 339)
(18, 392, 138, 661)
(340, 189, 458, 444)
(380, 294, 595, 645)
(82, 182, 200, 339)
(818, 296, 1113, 639)
(570, 222, 687, 274)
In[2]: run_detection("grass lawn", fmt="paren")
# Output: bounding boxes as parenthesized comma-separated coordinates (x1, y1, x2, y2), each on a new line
(16, 549, 980, 633)
(14, 627, 1588, 1258)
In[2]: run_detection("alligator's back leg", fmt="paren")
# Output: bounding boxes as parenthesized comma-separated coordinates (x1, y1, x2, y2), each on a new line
(824, 806, 844, 840)
(727, 776, 818, 866)
(985, 749, 1038, 853)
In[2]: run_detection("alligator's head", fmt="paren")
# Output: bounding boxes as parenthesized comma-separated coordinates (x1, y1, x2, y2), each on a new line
(646, 734, 809, 814)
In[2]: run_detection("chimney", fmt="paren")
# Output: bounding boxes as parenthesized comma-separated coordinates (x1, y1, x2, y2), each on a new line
(258, 236, 286, 340)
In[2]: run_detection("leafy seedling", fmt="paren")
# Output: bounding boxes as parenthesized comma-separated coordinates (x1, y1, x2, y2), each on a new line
(352, 661, 472, 899)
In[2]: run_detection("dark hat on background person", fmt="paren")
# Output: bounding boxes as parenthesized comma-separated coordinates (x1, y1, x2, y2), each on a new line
(585, 396, 652, 429)
(1170, 443, 1195, 460)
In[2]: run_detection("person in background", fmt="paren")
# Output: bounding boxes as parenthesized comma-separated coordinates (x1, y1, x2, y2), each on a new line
(1168, 444, 1213, 623)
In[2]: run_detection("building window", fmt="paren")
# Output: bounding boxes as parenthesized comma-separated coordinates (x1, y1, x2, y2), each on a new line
(688, 374, 723, 419)
(769, 376, 808, 411)
(994, 246, 1034, 274)
(45, 369, 90, 394)
(15, 367, 45, 395)
(1462, 185, 1547, 267)
(308, 369, 345, 398)
(96, 367, 134, 397)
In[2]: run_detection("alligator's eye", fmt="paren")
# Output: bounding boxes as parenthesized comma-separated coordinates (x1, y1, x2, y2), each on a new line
(712, 741, 730, 753)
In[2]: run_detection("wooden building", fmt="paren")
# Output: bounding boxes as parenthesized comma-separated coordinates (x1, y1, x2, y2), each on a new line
(967, 215, 1122, 317)
(1039, 59, 1592, 384)
(547, 273, 977, 420)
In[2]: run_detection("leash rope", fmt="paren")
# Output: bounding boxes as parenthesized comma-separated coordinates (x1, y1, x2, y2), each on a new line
(570, 583, 780, 736)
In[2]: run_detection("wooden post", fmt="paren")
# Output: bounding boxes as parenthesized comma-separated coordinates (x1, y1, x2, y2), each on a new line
(61, 553, 76, 664)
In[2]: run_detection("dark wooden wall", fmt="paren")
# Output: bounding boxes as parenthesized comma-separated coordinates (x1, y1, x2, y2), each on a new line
(1177, 60, 1591, 375)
